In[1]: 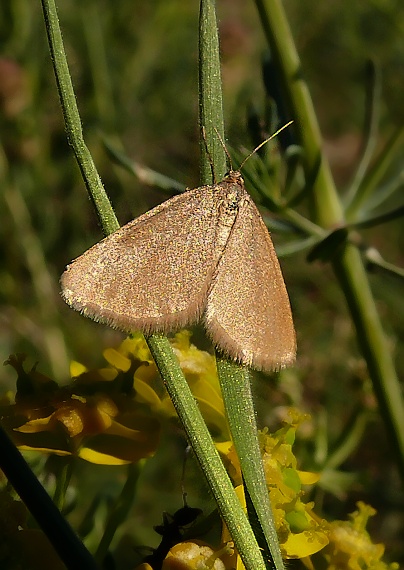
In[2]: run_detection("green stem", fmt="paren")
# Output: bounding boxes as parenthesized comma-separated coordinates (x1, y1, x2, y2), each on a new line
(41, 0, 119, 235)
(254, 0, 404, 479)
(148, 335, 268, 570)
(217, 359, 285, 570)
(333, 245, 404, 463)
(283, 207, 324, 237)
(254, 0, 344, 227)
(199, 1, 285, 568)
(42, 1, 271, 568)
(198, 0, 227, 182)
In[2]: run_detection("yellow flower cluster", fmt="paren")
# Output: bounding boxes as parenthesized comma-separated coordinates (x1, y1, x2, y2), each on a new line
(219, 409, 329, 564)
(1, 333, 398, 568)
(1, 351, 160, 464)
(324, 502, 399, 570)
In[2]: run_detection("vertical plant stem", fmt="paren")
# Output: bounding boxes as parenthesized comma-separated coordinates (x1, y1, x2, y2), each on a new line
(254, 0, 343, 226)
(217, 359, 285, 570)
(41, 0, 119, 235)
(199, 1, 285, 568)
(198, 0, 227, 182)
(148, 335, 268, 570)
(333, 245, 404, 463)
(254, 0, 404, 478)
(41, 2, 270, 569)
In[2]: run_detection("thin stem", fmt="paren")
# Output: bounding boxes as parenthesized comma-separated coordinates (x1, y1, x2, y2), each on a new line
(254, 0, 404, 480)
(199, 1, 285, 567)
(333, 244, 404, 466)
(41, 2, 270, 569)
(41, 0, 119, 235)
(198, 0, 226, 183)
(148, 335, 268, 570)
(254, 0, 344, 227)
(217, 359, 285, 570)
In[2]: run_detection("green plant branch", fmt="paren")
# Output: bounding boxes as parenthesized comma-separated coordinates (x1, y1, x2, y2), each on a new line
(254, 0, 344, 227)
(254, 0, 404, 479)
(42, 1, 276, 569)
(103, 138, 186, 194)
(333, 245, 404, 448)
(148, 335, 269, 570)
(198, 0, 226, 182)
(199, 2, 285, 568)
(217, 358, 285, 570)
(364, 248, 404, 280)
(282, 206, 324, 237)
(41, 0, 118, 235)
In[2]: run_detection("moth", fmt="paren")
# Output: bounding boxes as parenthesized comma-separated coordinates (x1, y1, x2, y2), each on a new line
(61, 156, 296, 372)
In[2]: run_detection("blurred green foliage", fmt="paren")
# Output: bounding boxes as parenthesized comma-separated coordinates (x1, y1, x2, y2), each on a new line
(1, 0, 404, 567)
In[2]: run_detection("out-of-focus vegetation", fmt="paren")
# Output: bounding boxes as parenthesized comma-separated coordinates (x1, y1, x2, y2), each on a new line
(1, 1, 404, 568)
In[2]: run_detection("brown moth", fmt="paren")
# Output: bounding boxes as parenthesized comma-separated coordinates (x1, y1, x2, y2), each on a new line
(61, 169, 296, 372)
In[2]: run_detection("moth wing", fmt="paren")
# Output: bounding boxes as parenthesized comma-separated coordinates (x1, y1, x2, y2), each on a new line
(61, 187, 220, 334)
(205, 195, 296, 372)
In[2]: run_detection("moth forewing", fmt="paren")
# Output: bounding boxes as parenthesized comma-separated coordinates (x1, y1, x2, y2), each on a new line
(61, 171, 296, 372)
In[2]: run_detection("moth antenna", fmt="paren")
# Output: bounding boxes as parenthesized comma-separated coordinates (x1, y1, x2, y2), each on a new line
(213, 126, 233, 171)
(201, 126, 217, 183)
(238, 120, 293, 171)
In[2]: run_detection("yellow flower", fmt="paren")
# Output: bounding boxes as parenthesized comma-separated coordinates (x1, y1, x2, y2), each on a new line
(2, 353, 160, 465)
(162, 541, 232, 570)
(324, 502, 399, 570)
(219, 408, 329, 562)
(107, 332, 228, 438)
(1, 332, 227, 464)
